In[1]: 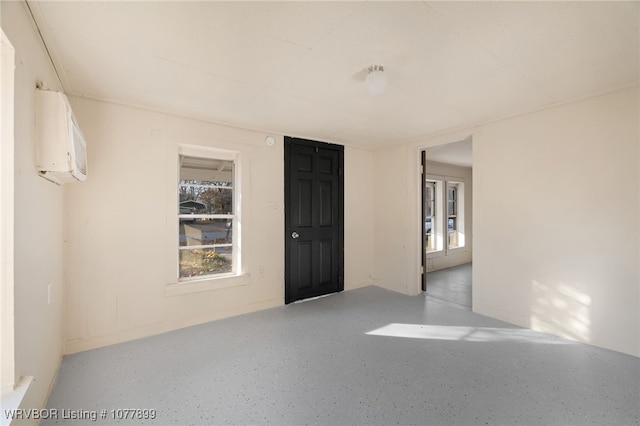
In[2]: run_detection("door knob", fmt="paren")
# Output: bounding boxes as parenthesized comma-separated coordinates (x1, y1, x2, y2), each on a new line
(291, 232, 300, 239)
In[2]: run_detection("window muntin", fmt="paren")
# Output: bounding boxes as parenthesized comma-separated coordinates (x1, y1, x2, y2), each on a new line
(178, 155, 235, 280)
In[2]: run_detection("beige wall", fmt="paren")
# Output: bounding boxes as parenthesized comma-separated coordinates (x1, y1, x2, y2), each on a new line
(377, 87, 639, 357)
(64, 97, 375, 353)
(472, 87, 639, 357)
(373, 144, 414, 294)
(344, 146, 375, 290)
(424, 160, 473, 272)
(2, 0, 66, 416)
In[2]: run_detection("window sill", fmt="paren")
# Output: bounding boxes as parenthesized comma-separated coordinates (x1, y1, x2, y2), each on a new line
(447, 246, 467, 254)
(165, 273, 251, 297)
(427, 246, 467, 259)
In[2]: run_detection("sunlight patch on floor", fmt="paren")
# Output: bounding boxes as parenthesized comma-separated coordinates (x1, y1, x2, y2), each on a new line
(366, 323, 575, 344)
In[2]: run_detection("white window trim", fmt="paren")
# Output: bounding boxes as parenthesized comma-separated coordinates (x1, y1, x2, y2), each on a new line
(172, 144, 244, 292)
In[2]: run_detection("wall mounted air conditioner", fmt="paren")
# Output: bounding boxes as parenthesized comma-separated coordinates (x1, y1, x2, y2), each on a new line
(35, 89, 88, 185)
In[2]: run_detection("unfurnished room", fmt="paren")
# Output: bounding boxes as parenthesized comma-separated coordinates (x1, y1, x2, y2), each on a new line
(1, 1, 639, 425)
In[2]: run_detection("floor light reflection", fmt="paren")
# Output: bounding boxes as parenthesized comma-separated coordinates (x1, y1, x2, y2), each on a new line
(366, 323, 575, 344)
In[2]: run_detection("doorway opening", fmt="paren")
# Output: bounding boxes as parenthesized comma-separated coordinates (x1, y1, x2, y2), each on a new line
(421, 138, 473, 309)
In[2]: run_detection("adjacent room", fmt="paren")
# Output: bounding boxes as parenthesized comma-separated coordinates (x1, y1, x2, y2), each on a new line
(1, 1, 638, 425)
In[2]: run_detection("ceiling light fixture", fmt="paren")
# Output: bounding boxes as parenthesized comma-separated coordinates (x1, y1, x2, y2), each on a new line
(365, 65, 388, 95)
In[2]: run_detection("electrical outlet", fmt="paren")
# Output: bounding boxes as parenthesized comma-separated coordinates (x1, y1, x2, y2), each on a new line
(258, 266, 264, 277)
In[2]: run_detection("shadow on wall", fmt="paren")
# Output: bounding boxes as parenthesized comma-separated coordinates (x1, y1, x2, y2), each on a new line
(530, 280, 592, 343)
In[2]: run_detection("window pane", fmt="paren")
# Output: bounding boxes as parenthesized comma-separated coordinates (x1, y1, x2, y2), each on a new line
(426, 200, 434, 218)
(448, 186, 456, 200)
(425, 185, 433, 201)
(179, 218, 232, 247)
(180, 156, 233, 214)
(426, 234, 434, 251)
(179, 187, 232, 214)
(448, 201, 456, 216)
(179, 247, 232, 278)
(425, 218, 432, 234)
(448, 218, 458, 247)
(181, 156, 233, 182)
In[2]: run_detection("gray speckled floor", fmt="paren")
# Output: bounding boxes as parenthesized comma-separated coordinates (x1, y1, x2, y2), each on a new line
(44, 286, 639, 426)
(425, 263, 472, 309)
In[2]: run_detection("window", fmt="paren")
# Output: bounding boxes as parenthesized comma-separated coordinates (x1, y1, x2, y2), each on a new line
(425, 181, 436, 251)
(447, 183, 459, 248)
(424, 176, 464, 255)
(178, 152, 236, 280)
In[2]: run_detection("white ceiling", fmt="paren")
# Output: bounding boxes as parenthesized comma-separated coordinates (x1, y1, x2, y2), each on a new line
(28, 1, 639, 155)
(426, 137, 472, 168)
